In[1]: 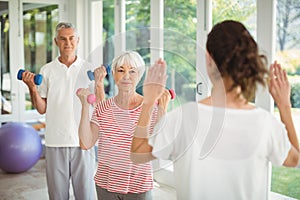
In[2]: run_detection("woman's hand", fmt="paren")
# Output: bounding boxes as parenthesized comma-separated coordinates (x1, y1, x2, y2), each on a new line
(76, 88, 92, 106)
(94, 65, 107, 86)
(143, 58, 168, 105)
(158, 89, 171, 112)
(269, 61, 291, 109)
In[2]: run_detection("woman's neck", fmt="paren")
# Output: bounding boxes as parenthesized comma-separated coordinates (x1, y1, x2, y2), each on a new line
(201, 80, 255, 110)
(114, 91, 142, 109)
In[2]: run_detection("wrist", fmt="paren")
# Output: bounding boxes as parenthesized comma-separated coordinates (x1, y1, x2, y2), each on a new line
(134, 125, 150, 138)
(95, 81, 104, 87)
(277, 103, 292, 111)
(143, 98, 157, 106)
(81, 102, 91, 110)
(29, 87, 38, 94)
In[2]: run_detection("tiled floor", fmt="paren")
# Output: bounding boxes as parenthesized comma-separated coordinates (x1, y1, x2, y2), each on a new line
(0, 158, 296, 200)
(0, 158, 176, 200)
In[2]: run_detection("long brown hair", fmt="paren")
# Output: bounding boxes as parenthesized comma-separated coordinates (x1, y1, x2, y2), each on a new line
(206, 20, 268, 101)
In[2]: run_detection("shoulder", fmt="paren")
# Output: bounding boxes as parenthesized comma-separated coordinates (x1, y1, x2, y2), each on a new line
(94, 98, 114, 115)
(161, 102, 200, 126)
(76, 57, 94, 69)
(169, 101, 201, 116)
(39, 58, 60, 74)
(41, 59, 57, 68)
(254, 107, 281, 124)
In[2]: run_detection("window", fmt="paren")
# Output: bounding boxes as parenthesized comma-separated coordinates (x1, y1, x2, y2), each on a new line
(164, 0, 197, 107)
(126, 0, 150, 95)
(0, 1, 10, 114)
(23, 3, 58, 110)
(271, 0, 300, 199)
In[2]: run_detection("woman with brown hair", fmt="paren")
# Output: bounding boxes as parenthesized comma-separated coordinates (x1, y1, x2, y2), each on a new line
(131, 20, 299, 200)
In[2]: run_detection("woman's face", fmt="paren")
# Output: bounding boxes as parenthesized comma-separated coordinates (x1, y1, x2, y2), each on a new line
(113, 64, 140, 91)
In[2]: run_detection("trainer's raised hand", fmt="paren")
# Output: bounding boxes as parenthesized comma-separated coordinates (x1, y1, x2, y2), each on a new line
(269, 61, 291, 108)
(143, 58, 167, 105)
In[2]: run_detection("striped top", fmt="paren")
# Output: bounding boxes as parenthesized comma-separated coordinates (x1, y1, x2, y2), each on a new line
(91, 97, 158, 194)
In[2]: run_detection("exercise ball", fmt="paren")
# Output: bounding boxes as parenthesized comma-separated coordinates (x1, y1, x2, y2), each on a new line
(0, 122, 42, 173)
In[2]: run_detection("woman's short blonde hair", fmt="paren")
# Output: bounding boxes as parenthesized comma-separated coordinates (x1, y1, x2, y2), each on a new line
(111, 51, 146, 81)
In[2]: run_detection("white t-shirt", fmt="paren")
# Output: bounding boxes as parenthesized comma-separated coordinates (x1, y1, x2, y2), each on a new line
(149, 102, 291, 200)
(38, 57, 94, 147)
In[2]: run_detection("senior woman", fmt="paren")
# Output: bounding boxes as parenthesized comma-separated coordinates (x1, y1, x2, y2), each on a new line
(77, 51, 170, 200)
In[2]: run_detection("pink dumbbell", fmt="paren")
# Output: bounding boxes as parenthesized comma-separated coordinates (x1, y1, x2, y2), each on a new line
(76, 88, 96, 104)
(155, 89, 176, 105)
(168, 89, 176, 100)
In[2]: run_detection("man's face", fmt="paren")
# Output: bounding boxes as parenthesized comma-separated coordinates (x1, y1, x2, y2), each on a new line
(54, 28, 79, 56)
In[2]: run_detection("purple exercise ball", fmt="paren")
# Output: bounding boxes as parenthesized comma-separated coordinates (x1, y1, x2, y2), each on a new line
(0, 122, 42, 173)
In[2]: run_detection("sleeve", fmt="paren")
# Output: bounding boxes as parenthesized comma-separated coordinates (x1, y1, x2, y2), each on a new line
(37, 66, 48, 98)
(149, 102, 200, 161)
(268, 116, 291, 166)
(90, 99, 111, 128)
(91, 102, 102, 127)
(148, 108, 182, 160)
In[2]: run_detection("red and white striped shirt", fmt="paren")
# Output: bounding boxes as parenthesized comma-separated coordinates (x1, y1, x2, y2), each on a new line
(91, 97, 158, 194)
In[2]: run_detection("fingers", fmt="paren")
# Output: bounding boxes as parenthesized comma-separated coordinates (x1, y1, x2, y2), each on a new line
(100, 65, 108, 74)
(142, 59, 168, 105)
(22, 71, 34, 81)
(76, 88, 90, 96)
(22, 71, 36, 87)
(269, 61, 291, 107)
(270, 61, 288, 85)
(146, 58, 167, 85)
(157, 89, 171, 111)
(93, 65, 108, 82)
(76, 88, 90, 101)
(94, 65, 107, 79)
(160, 89, 171, 101)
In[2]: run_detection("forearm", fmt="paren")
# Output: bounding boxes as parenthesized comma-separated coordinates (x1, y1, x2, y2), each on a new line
(278, 104, 299, 151)
(94, 81, 106, 103)
(156, 105, 167, 124)
(78, 105, 98, 149)
(29, 88, 46, 114)
(131, 102, 155, 154)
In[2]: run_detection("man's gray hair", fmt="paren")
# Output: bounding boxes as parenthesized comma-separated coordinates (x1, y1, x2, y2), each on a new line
(55, 22, 78, 38)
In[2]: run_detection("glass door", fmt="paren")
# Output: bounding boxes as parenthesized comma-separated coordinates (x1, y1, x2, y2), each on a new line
(0, 0, 63, 124)
(22, 3, 59, 112)
(0, 1, 10, 117)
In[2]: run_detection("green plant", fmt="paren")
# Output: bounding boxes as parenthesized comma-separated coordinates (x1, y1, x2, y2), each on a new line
(291, 82, 300, 108)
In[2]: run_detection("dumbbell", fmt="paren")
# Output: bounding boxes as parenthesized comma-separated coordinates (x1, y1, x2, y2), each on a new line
(76, 88, 96, 104)
(17, 69, 43, 85)
(87, 64, 111, 81)
(168, 88, 176, 100)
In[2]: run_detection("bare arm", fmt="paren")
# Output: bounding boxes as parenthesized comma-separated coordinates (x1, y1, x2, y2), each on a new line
(22, 71, 47, 114)
(77, 88, 99, 150)
(93, 65, 107, 103)
(269, 61, 299, 167)
(156, 89, 171, 122)
(131, 59, 168, 164)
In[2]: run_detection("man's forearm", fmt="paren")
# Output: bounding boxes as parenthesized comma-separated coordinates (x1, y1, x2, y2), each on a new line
(29, 88, 46, 114)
